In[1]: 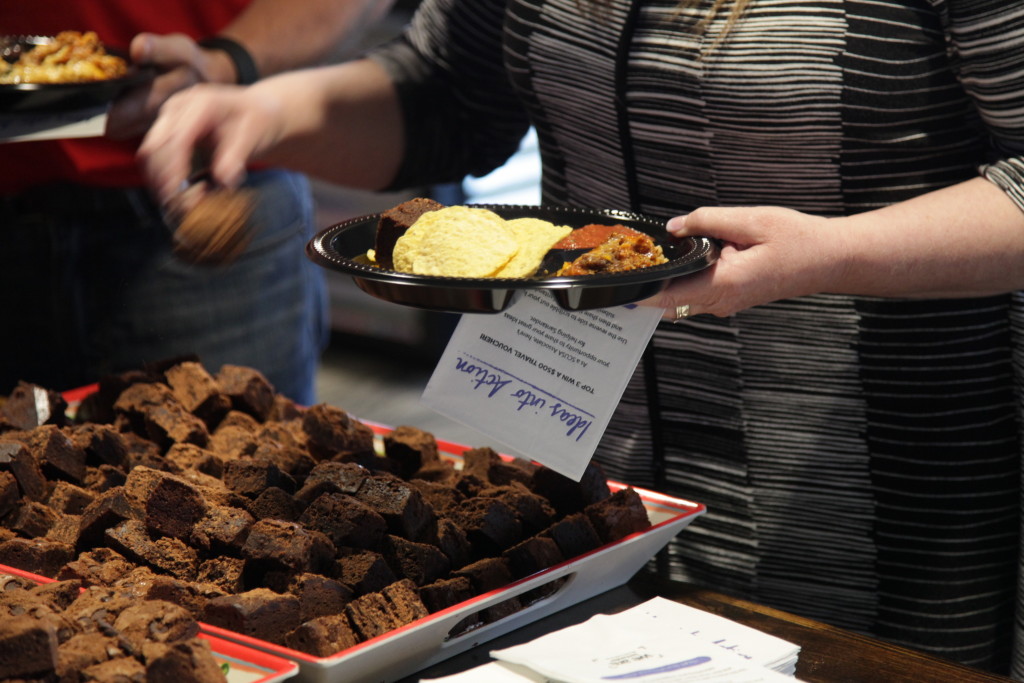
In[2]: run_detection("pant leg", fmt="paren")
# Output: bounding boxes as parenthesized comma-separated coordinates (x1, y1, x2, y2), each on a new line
(1, 168, 328, 404)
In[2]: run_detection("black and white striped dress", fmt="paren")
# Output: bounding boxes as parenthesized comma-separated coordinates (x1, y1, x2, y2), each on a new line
(371, 0, 1024, 676)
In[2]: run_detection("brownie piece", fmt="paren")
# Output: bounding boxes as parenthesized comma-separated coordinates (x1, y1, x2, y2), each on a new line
(1, 381, 68, 430)
(207, 424, 258, 460)
(382, 425, 440, 479)
(529, 461, 611, 516)
(57, 633, 128, 681)
(82, 464, 128, 493)
(451, 557, 522, 623)
(163, 443, 224, 478)
(0, 471, 19, 518)
(294, 461, 369, 503)
(502, 535, 565, 579)
(66, 586, 136, 630)
(325, 579, 426, 642)
(123, 466, 207, 541)
(189, 504, 254, 554)
(76, 487, 141, 552)
(30, 579, 84, 611)
(113, 567, 220, 619)
(408, 479, 465, 516)
(27, 425, 87, 484)
(216, 365, 275, 421)
(0, 440, 48, 502)
(202, 588, 301, 646)
(120, 431, 165, 472)
(461, 447, 531, 487)
(112, 600, 199, 651)
(583, 487, 651, 543)
(45, 513, 83, 549)
(164, 361, 232, 427)
(0, 573, 35, 592)
(333, 549, 396, 595)
(479, 483, 557, 535)
(545, 512, 603, 559)
(195, 557, 247, 594)
(452, 556, 515, 594)
(355, 475, 437, 544)
(0, 614, 59, 679)
(105, 519, 199, 581)
(301, 404, 376, 462)
(252, 440, 315, 482)
(4, 500, 59, 538)
(380, 578, 429, 625)
(47, 481, 96, 515)
(69, 423, 129, 470)
(374, 197, 445, 270)
(435, 518, 473, 570)
(418, 575, 475, 614)
(82, 655, 147, 681)
(216, 410, 260, 433)
(246, 486, 303, 522)
(142, 638, 227, 683)
(0, 537, 74, 578)
(298, 492, 387, 550)
(58, 548, 137, 588)
(288, 573, 354, 621)
(344, 593, 394, 641)
(114, 382, 209, 449)
(286, 613, 361, 657)
(224, 458, 295, 497)
(382, 535, 450, 587)
(451, 497, 522, 557)
(240, 519, 334, 574)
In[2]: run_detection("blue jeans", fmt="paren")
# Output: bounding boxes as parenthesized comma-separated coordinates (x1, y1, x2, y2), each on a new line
(1, 168, 328, 405)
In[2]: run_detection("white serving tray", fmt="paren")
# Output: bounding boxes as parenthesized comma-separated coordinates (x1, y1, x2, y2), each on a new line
(200, 425, 706, 683)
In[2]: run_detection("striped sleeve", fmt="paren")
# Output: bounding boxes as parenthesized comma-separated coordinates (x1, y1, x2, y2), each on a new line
(366, 0, 532, 191)
(933, 0, 1024, 210)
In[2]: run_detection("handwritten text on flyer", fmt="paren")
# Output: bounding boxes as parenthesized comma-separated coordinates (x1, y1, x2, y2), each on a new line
(453, 350, 593, 441)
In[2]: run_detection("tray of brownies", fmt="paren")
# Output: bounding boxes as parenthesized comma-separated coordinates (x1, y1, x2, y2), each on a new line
(0, 357, 705, 683)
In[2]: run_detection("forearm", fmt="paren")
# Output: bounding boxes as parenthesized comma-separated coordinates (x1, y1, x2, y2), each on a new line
(246, 58, 404, 190)
(217, 0, 394, 78)
(830, 177, 1024, 298)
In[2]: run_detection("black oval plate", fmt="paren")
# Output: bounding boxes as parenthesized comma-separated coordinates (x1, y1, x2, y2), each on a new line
(0, 38, 152, 113)
(307, 205, 719, 314)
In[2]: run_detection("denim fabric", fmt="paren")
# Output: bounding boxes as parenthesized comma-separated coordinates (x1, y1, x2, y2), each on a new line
(0, 168, 328, 404)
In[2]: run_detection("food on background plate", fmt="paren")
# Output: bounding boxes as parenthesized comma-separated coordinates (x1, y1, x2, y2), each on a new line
(0, 31, 127, 85)
(369, 198, 668, 279)
(0, 358, 652, 660)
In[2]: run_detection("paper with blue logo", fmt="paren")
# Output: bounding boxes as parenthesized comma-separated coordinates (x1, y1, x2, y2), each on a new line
(421, 289, 662, 480)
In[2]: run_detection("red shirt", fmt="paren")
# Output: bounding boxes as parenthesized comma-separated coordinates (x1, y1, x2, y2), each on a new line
(0, 1, 250, 194)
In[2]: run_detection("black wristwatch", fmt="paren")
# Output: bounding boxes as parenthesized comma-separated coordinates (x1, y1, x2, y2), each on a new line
(197, 35, 259, 85)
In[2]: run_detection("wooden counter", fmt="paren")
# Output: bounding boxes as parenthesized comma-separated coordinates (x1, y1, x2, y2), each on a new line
(404, 570, 1014, 683)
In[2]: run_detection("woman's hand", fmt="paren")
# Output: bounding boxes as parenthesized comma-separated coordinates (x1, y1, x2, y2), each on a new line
(644, 206, 846, 319)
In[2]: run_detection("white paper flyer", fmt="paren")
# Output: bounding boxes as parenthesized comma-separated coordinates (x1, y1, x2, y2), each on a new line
(421, 290, 662, 480)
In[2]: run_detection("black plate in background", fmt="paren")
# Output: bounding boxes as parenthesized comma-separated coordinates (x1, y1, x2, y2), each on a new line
(0, 37, 152, 113)
(307, 204, 719, 314)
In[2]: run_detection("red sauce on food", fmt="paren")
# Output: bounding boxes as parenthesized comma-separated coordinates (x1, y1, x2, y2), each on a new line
(552, 223, 641, 250)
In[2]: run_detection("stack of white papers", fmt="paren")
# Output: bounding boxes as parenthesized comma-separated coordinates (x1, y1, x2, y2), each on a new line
(423, 597, 802, 682)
